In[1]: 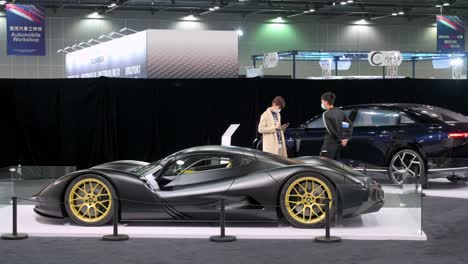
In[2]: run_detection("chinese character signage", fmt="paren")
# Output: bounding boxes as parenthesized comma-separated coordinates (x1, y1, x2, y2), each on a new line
(437, 15, 465, 53)
(6, 4, 45, 56)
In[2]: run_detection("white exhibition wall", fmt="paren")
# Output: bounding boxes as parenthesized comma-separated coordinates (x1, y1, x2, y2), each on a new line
(0, 9, 463, 79)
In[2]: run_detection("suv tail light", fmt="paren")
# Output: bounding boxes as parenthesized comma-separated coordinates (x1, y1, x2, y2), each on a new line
(448, 132, 468, 139)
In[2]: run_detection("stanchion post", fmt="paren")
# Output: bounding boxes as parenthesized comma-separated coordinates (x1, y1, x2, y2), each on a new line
(2, 196, 28, 240)
(210, 198, 236, 242)
(102, 197, 129, 241)
(315, 197, 341, 243)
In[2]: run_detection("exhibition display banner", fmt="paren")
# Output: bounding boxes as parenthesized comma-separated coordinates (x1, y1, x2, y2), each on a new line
(65, 30, 238, 79)
(437, 15, 465, 53)
(65, 31, 147, 78)
(6, 4, 46, 56)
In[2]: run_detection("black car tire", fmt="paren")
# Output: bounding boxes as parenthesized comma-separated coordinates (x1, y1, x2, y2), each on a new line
(280, 173, 336, 228)
(388, 149, 427, 188)
(64, 174, 116, 226)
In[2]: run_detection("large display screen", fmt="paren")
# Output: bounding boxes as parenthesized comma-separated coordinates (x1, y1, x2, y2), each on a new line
(65, 31, 147, 78)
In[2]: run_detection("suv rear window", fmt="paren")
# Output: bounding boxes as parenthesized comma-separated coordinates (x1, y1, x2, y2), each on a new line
(412, 106, 468, 123)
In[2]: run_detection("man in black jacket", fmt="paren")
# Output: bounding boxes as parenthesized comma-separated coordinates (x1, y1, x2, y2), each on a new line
(320, 92, 353, 160)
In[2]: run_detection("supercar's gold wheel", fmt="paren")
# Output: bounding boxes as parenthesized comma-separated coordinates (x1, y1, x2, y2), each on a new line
(280, 174, 335, 228)
(65, 175, 115, 226)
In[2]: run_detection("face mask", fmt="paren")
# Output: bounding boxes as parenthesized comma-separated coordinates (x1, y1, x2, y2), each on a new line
(321, 103, 327, 110)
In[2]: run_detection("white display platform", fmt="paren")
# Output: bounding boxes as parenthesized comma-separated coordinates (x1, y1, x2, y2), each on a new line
(424, 179, 468, 199)
(0, 205, 426, 241)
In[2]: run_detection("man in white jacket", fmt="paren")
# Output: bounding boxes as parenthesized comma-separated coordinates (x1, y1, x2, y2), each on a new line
(258, 96, 289, 157)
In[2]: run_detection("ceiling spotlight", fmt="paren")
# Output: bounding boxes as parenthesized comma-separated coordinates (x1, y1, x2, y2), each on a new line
(309, 9, 315, 12)
(347, 0, 354, 3)
(272, 16, 285, 23)
(392, 12, 398, 16)
(398, 11, 404, 15)
(354, 19, 369, 25)
(182, 14, 199, 21)
(209, 7, 215, 11)
(87, 12, 102, 18)
(214, 6, 220, 9)
(443, 2, 450, 6)
(236, 29, 243, 37)
(435, 4, 442, 7)
(340, 1, 347, 5)
(108, 3, 117, 8)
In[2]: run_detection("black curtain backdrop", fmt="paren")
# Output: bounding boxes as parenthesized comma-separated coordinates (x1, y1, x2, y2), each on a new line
(1, 77, 466, 169)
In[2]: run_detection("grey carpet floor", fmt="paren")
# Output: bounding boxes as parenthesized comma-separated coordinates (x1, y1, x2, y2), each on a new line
(0, 196, 467, 264)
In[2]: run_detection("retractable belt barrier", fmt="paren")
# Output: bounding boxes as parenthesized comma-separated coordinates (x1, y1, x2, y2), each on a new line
(1, 195, 340, 242)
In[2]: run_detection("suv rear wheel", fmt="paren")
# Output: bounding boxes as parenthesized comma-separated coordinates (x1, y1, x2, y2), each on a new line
(388, 149, 428, 188)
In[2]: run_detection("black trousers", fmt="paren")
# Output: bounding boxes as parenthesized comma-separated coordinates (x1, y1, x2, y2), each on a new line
(320, 137, 342, 160)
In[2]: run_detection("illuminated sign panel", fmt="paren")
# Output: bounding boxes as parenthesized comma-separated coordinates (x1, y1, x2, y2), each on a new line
(65, 30, 238, 79)
(65, 31, 147, 78)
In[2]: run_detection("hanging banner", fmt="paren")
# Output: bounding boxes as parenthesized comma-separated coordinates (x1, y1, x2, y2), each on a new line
(6, 4, 46, 56)
(437, 15, 465, 53)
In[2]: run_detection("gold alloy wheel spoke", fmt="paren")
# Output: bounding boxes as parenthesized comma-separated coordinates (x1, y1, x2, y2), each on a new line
(294, 207, 305, 216)
(314, 203, 325, 214)
(297, 183, 307, 193)
(95, 207, 106, 215)
(311, 208, 320, 218)
(290, 203, 301, 212)
(308, 206, 313, 221)
(96, 201, 109, 210)
(76, 203, 86, 212)
(316, 189, 326, 198)
(96, 187, 105, 195)
(292, 186, 301, 195)
(305, 180, 311, 193)
(73, 192, 85, 199)
(90, 181, 98, 194)
(288, 194, 302, 197)
(76, 186, 87, 195)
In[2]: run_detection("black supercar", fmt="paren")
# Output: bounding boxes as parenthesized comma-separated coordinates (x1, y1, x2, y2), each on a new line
(34, 146, 384, 228)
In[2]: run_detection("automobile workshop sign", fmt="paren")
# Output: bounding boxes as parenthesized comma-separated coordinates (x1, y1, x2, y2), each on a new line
(437, 15, 465, 53)
(6, 4, 46, 56)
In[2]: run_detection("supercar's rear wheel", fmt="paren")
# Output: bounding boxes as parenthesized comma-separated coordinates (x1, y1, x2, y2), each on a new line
(65, 175, 116, 226)
(280, 174, 336, 228)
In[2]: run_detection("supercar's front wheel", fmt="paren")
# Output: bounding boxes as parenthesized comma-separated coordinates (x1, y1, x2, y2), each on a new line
(64, 174, 116, 226)
(280, 174, 336, 228)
